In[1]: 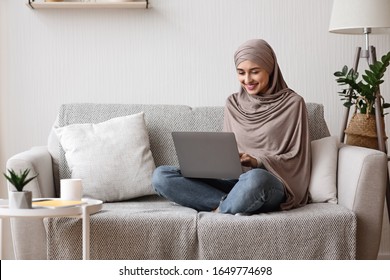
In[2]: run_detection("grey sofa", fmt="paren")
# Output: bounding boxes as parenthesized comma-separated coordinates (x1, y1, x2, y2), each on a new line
(6, 103, 388, 260)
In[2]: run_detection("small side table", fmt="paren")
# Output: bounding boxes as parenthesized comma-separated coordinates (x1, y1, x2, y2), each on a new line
(0, 198, 102, 260)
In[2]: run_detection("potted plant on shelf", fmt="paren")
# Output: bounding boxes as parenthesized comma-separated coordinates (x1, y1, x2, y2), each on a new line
(334, 50, 390, 149)
(3, 168, 38, 209)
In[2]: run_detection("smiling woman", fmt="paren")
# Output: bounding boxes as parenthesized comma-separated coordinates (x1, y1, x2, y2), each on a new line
(236, 60, 270, 95)
(223, 39, 311, 211)
(152, 39, 311, 215)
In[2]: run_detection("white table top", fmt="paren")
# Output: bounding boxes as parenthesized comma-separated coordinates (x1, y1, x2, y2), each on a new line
(0, 198, 103, 218)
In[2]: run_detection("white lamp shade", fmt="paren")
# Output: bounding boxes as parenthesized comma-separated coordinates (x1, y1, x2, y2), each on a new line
(329, 0, 390, 34)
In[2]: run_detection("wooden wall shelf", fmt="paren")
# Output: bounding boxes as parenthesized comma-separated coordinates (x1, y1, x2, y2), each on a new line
(27, 1, 149, 9)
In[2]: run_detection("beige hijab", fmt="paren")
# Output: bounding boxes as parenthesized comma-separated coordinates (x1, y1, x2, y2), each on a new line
(223, 39, 311, 210)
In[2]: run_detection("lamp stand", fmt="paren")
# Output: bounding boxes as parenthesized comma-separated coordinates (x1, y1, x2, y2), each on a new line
(340, 45, 390, 222)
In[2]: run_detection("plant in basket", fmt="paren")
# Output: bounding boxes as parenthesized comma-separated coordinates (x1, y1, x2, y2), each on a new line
(334, 50, 390, 149)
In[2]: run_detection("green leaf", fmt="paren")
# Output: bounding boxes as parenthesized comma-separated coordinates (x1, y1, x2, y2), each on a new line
(336, 78, 347, 84)
(3, 168, 38, 191)
(352, 71, 359, 80)
(365, 69, 376, 79)
(369, 64, 379, 72)
(362, 74, 372, 84)
(347, 68, 354, 77)
(21, 176, 38, 188)
(343, 101, 353, 108)
(342, 65, 348, 75)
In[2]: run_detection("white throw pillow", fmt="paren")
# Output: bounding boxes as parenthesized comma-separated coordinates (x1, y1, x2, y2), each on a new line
(55, 112, 156, 202)
(309, 136, 339, 204)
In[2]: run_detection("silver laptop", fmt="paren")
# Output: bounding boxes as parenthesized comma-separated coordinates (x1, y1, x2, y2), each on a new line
(172, 131, 243, 179)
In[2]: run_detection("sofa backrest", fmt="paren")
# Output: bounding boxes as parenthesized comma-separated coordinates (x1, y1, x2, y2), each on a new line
(50, 103, 330, 193)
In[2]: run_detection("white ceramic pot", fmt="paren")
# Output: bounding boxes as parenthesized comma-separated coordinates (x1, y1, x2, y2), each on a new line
(8, 191, 33, 209)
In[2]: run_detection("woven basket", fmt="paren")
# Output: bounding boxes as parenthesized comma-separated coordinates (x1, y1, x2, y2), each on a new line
(345, 113, 387, 150)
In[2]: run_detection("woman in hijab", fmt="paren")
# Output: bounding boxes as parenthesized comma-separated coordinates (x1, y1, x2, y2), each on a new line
(152, 39, 311, 214)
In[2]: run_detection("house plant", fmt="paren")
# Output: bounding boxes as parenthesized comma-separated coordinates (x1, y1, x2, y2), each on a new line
(334, 50, 390, 149)
(3, 168, 38, 209)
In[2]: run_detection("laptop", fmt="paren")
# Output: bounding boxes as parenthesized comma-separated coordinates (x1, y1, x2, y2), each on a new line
(172, 131, 243, 179)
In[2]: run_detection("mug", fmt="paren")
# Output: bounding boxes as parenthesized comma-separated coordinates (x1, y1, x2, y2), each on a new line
(60, 179, 83, 201)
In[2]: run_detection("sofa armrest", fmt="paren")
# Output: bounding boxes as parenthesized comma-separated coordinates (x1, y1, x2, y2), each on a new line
(337, 145, 387, 259)
(6, 146, 55, 260)
(6, 146, 55, 198)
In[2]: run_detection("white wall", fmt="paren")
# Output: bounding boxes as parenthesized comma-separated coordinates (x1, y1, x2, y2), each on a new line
(0, 0, 389, 259)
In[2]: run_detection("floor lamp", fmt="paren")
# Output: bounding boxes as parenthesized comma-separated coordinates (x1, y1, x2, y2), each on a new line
(329, 0, 390, 220)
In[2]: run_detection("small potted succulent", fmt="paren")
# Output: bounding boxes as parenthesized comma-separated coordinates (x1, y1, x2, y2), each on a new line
(3, 168, 38, 209)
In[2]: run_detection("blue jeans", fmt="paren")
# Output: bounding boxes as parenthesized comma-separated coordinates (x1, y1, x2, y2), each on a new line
(152, 166, 286, 214)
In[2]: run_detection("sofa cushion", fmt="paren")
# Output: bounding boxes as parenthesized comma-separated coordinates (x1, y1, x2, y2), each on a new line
(45, 196, 199, 260)
(309, 136, 339, 203)
(54, 112, 156, 202)
(197, 203, 356, 259)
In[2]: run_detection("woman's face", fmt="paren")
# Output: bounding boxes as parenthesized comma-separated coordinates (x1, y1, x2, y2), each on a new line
(236, 60, 270, 95)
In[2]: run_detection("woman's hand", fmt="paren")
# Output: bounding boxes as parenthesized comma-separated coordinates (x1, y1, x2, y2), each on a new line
(239, 153, 258, 168)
